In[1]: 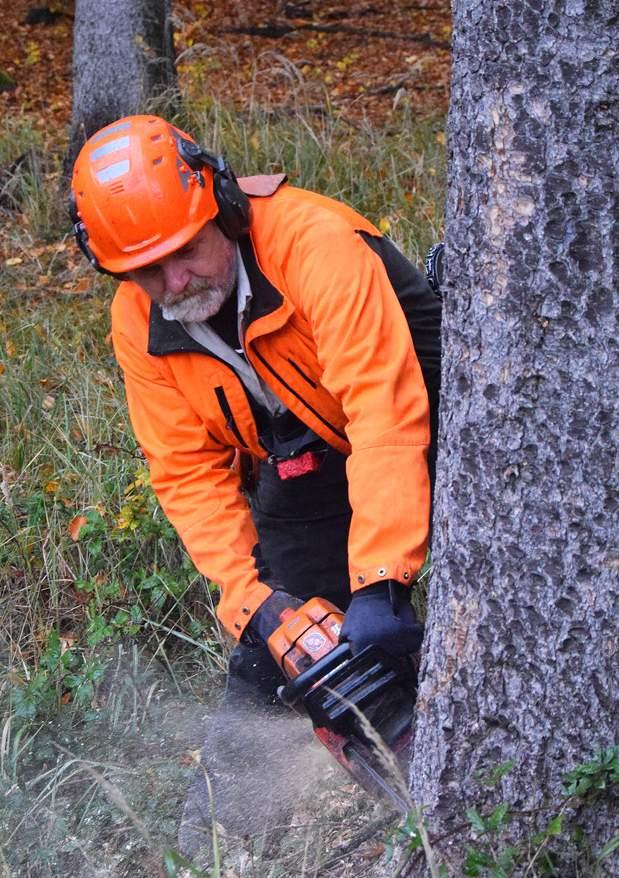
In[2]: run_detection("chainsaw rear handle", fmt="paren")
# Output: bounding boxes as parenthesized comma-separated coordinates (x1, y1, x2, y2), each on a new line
(277, 641, 352, 707)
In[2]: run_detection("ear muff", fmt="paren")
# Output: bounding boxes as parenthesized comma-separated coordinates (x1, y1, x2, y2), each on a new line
(175, 136, 251, 241)
(68, 190, 119, 278)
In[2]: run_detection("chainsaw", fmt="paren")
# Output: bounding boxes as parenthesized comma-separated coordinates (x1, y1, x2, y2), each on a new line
(266, 597, 417, 813)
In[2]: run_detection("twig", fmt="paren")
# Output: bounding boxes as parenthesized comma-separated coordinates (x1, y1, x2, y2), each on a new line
(317, 3, 445, 19)
(363, 75, 418, 97)
(214, 22, 450, 50)
(318, 814, 396, 872)
(91, 442, 144, 458)
(522, 798, 575, 878)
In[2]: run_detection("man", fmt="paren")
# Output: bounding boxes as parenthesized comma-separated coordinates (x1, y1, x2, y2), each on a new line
(71, 114, 441, 855)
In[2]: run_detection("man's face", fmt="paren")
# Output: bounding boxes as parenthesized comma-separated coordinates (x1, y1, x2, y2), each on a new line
(127, 221, 237, 322)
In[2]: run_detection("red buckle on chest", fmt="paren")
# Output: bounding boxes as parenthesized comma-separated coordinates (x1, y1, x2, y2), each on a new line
(276, 451, 323, 480)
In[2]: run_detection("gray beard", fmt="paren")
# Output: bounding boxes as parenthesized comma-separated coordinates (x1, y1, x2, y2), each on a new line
(161, 283, 233, 323)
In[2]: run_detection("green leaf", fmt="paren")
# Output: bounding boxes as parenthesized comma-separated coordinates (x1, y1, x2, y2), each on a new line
(497, 846, 519, 870)
(467, 808, 487, 834)
(480, 760, 516, 788)
(546, 814, 563, 836)
(597, 833, 619, 861)
(537, 850, 560, 877)
(111, 609, 130, 628)
(574, 777, 592, 795)
(396, 810, 424, 850)
(163, 848, 205, 877)
(464, 848, 494, 875)
(487, 802, 510, 830)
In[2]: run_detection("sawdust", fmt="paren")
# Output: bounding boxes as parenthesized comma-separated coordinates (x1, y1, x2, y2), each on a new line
(2, 645, 398, 876)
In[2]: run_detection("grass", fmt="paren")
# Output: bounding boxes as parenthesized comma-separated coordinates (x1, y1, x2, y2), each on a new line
(0, 97, 446, 876)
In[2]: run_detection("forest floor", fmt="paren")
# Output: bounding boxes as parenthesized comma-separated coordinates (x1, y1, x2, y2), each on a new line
(0, 2, 449, 876)
(0, 0, 451, 131)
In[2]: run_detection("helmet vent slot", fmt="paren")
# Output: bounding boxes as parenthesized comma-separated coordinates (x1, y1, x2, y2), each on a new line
(151, 134, 163, 142)
(152, 157, 163, 165)
(109, 182, 125, 194)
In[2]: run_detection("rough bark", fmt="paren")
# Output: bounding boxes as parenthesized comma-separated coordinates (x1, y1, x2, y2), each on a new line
(401, 1, 618, 874)
(66, 0, 178, 172)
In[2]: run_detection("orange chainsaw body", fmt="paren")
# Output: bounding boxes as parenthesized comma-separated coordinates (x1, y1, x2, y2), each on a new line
(265, 596, 417, 814)
(266, 596, 344, 679)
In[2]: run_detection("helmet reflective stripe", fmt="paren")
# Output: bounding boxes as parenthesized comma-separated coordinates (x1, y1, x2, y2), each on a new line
(95, 160, 130, 183)
(90, 136, 130, 162)
(91, 120, 131, 143)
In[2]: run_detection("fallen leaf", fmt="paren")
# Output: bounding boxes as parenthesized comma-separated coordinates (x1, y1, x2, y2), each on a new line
(5, 257, 22, 266)
(60, 634, 76, 654)
(44, 480, 59, 494)
(68, 514, 88, 541)
(42, 394, 55, 410)
(73, 277, 91, 293)
(362, 841, 385, 859)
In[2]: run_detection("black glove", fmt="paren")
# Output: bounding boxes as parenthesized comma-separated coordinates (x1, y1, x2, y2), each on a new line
(340, 580, 424, 657)
(246, 590, 304, 644)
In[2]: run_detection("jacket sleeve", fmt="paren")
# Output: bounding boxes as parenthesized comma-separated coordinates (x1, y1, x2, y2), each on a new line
(286, 220, 431, 590)
(111, 291, 272, 639)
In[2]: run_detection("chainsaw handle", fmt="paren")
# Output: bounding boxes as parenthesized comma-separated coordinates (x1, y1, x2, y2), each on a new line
(278, 642, 352, 707)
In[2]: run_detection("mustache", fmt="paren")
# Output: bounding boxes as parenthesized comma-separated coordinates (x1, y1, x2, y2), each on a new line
(161, 276, 217, 306)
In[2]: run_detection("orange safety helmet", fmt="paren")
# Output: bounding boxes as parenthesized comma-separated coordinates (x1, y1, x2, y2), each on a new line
(70, 115, 249, 275)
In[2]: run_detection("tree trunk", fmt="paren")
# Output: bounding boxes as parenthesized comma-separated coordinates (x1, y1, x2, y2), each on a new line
(66, 0, 178, 172)
(402, 1, 618, 874)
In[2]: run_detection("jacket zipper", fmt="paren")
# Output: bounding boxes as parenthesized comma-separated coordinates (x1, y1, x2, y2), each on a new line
(214, 386, 249, 448)
(251, 348, 348, 442)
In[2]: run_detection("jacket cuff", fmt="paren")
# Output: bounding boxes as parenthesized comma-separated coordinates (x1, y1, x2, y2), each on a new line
(218, 579, 274, 641)
(350, 560, 418, 592)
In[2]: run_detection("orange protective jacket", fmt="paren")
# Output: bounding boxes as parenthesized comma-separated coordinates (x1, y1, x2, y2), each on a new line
(111, 181, 440, 638)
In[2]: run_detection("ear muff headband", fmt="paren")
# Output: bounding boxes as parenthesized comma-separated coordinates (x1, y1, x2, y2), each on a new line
(175, 136, 251, 241)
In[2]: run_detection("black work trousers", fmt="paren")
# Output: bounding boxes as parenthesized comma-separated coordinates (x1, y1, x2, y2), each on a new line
(177, 450, 353, 859)
(226, 447, 353, 708)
